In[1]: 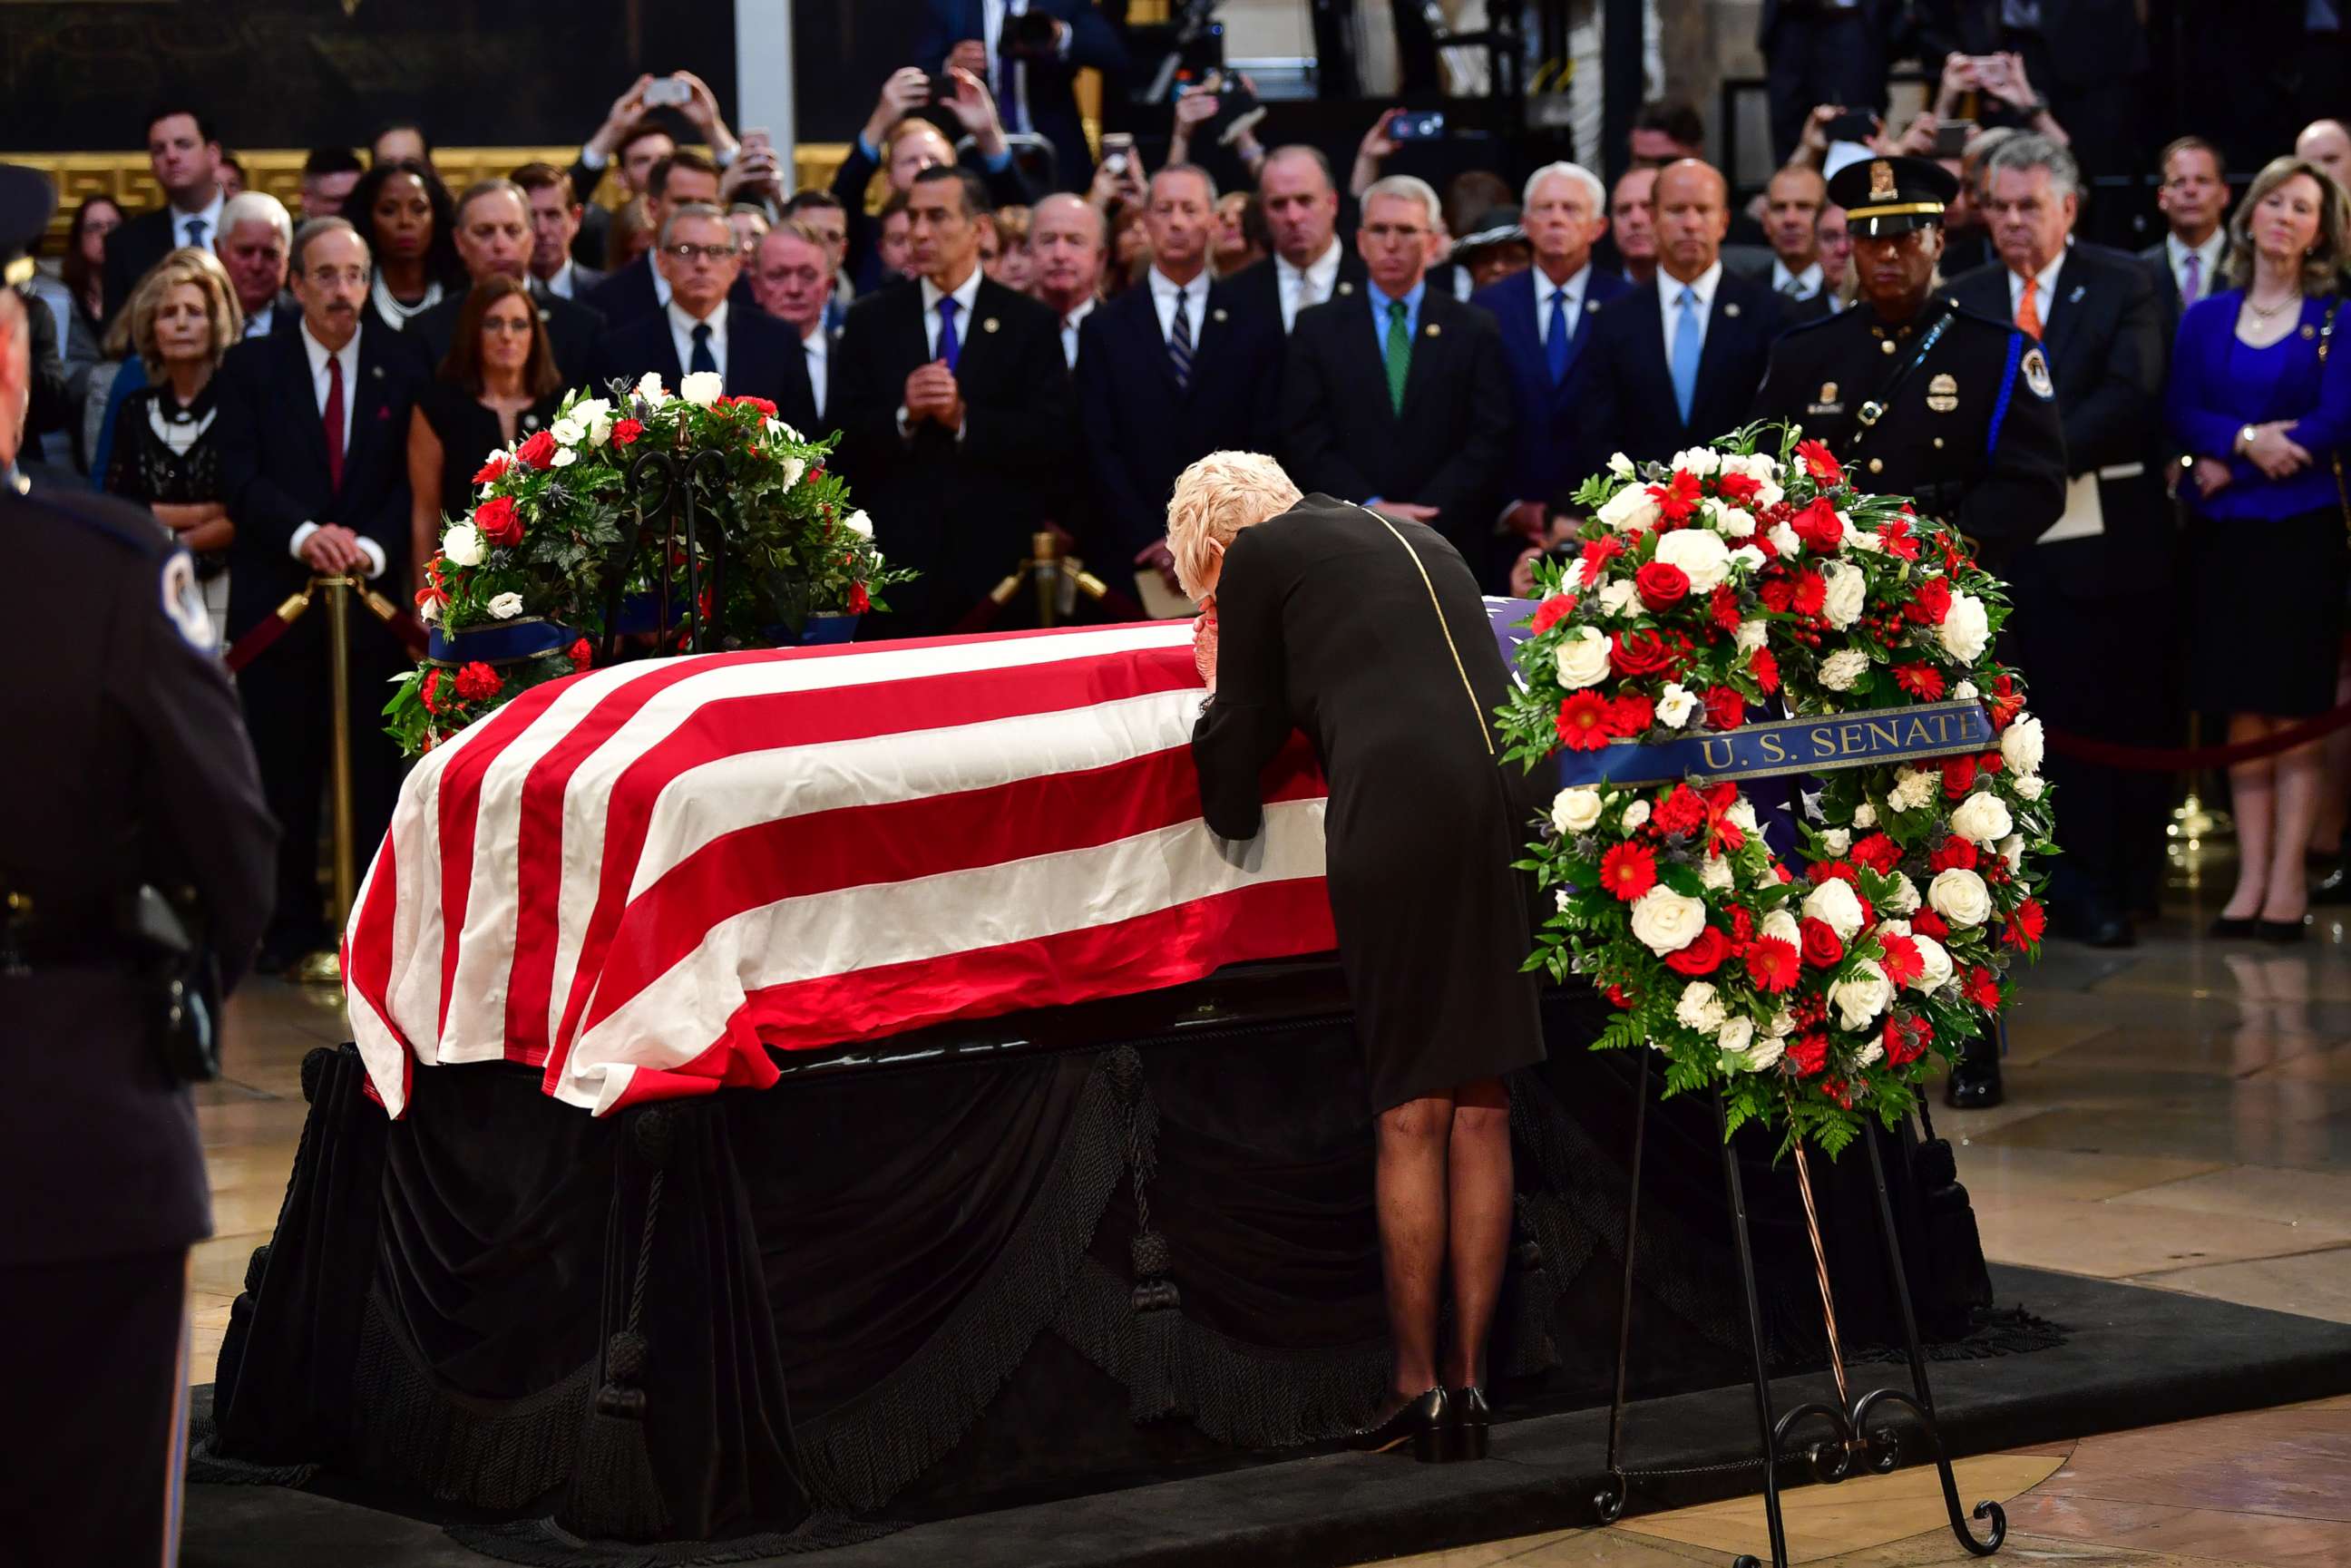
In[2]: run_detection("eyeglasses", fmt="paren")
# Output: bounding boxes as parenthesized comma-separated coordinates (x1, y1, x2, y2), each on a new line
(664, 242, 736, 263)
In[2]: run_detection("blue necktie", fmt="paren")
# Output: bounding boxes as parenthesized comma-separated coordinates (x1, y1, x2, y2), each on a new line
(936, 296, 961, 372)
(688, 322, 717, 376)
(1545, 286, 1573, 385)
(1670, 285, 1702, 426)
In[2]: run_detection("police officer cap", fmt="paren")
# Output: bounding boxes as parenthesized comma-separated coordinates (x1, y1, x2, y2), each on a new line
(1827, 155, 1960, 239)
(0, 164, 58, 288)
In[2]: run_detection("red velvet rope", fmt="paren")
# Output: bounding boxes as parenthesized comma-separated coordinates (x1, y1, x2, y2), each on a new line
(2044, 698, 2351, 771)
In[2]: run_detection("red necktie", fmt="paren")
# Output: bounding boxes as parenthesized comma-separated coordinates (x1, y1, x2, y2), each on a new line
(324, 355, 346, 492)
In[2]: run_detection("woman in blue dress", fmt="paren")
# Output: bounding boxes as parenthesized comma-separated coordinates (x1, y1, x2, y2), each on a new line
(2170, 156, 2351, 940)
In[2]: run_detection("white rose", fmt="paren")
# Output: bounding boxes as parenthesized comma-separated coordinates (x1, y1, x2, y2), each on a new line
(1675, 979, 1728, 1032)
(1606, 452, 1635, 479)
(1555, 626, 1612, 689)
(1718, 1016, 1756, 1054)
(678, 371, 726, 407)
(551, 417, 584, 446)
(551, 446, 578, 468)
(1953, 679, 1978, 700)
(1629, 886, 1708, 955)
(1707, 497, 1758, 538)
(1820, 561, 1868, 629)
(1949, 793, 2014, 846)
(589, 415, 613, 446)
(1819, 648, 1871, 691)
(1998, 833, 2026, 874)
(1888, 767, 1937, 813)
(1803, 878, 1867, 941)
(1734, 618, 1770, 653)
(1908, 933, 1954, 994)
(568, 396, 611, 426)
(443, 521, 484, 567)
(1727, 799, 1761, 839)
(1597, 579, 1639, 618)
(1830, 960, 1894, 1031)
(1673, 446, 1722, 477)
(1764, 1009, 1798, 1038)
(1598, 484, 1662, 533)
(1768, 523, 1800, 558)
(777, 456, 807, 487)
(1884, 871, 1921, 915)
(2015, 774, 2045, 801)
(1940, 590, 1992, 662)
(1819, 827, 1852, 857)
(2002, 715, 2045, 777)
(1552, 786, 1604, 835)
(1622, 800, 1652, 832)
(1848, 524, 1884, 554)
(1654, 527, 1732, 593)
(1755, 482, 1786, 511)
(488, 592, 524, 619)
(1761, 909, 1801, 949)
(1699, 852, 1734, 890)
(1927, 867, 1992, 928)
(1657, 682, 1700, 728)
(1855, 1040, 1887, 1067)
(635, 371, 668, 403)
(1742, 1037, 1788, 1072)
(844, 509, 875, 539)
(1730, 544, 1767, 573)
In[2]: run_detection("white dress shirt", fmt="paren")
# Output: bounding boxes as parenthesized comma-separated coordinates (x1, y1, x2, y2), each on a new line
(1146, 266, 1211, 347)
(2007, 248, 2067, 329)
(173, 190, 226, 252)
(541, 259, 580, 301)
(244, 302, 275, 338)
(905, 266, 987, 438)
(801, 319, 830, 421)
(286, 320, 386, 580)
(668, 297, 729, 382)
(2166, 229, 2226, 307)
(1536, 261, 1592, 349)
(1771, 258, 1824, 300)
(1657, 260, 1723, 367)
(1276, 239, 1344, 334)
(1059, 296, 1096, 370)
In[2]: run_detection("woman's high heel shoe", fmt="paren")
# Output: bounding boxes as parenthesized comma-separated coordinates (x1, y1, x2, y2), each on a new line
(1448, 1385, 1492, 1460)
(1346, 1387, 1452, 1461)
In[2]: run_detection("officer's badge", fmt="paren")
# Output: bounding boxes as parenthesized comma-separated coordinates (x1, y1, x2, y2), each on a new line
(1820, 381, 1839, 403)
(1927, 372, 1959, 413)
(161, 550, 215, 652)
(2021, 346, 2054, 399)
(1868, 161, 1897, 202)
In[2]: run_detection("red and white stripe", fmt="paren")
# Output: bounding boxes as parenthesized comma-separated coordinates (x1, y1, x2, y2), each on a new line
(344, 621, 1334, 1116)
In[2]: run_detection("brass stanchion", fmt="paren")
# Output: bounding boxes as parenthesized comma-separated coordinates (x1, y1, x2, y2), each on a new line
(978, 535, 1117, 631)
(293, 575, 358, 987)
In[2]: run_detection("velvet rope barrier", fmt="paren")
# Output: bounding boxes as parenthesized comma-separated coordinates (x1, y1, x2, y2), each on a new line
(2044, 697, 2351, 771)
(222, 578, 429, 675)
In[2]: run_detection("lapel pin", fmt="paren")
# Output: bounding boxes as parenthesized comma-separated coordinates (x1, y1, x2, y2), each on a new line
(1337, 281, 1354, 296)
(2069, 284, 2085, 303)
(982, 317, 1000, 333)
(1723, 302, 1741, 318)
(1213, 307, 1228, 323)
(1424, 321, 1440, 337)
(1585, 299, 1600, 312)
(2304, 324, 2319, 339)
(371, 365, 384, 379)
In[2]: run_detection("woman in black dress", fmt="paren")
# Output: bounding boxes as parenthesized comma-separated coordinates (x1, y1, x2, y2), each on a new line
(343, 159, 463, 338)
(405, 274, 565, 589)
(1176, 453, 1544, 1462)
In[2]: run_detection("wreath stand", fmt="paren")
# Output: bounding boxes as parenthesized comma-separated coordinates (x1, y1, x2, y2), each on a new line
(1590, 1052, 2005, 1567)
(596, 445, 739, 663)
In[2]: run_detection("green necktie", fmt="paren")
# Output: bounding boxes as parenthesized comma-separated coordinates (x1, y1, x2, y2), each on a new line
(1383, 298, 1411, 415)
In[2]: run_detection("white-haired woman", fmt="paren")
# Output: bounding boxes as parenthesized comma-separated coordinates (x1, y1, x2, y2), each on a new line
(1174, 452, 1544, 1464)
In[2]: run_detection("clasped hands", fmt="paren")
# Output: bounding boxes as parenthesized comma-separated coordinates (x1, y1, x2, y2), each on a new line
(298, 522, 371, 575)
(1193, 599, 1219, 691)
(902, 362, 965, 432)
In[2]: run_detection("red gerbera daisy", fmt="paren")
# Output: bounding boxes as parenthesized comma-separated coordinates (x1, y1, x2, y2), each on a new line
(1707, 581, 1742, 633)
(1965, 966, 2003, 1012)
(1893, 664, 1946, 700)
(1877, 932, 1925, 986)
(1649, 469, 1703, 522)
(1796, 439, 1843, 484)
(1580, 534, 1627, 586)
(1556, 691, 1615, 751)
(1790, 570, 1828, 618)
(1744, 935, 1801, 992)
(1875, 515, 1920, 560)
(2005, 897, 2047, 950)
(1600, 842, 1660, 901)
(1750, 647, 1780, 694)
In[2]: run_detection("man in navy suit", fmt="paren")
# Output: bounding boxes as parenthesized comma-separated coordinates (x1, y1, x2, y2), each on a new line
(580, 151, 756, 328)
(1077, 164, 1281, 591)
(591, 204, 815, 420)
(1575, 159, 1783, 486)
(2139, 136, 2229, 342)
(913, 0, 1128, 191)
(215, 218, 424, 965)
(1472, 160, 1634, 579)
(1280, 175, 1514, 565)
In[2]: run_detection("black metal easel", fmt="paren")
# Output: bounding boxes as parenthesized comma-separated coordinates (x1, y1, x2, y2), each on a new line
(1590, 1053, 2006, 1568)
(597, 445, 736, 665)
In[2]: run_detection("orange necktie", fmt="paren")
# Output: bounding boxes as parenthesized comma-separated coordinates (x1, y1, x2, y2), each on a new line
(2014, 277, 2043, 338)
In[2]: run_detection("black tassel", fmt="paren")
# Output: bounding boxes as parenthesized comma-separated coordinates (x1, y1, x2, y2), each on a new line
(1127, 1232, 1182, 1423)
(561, 1329, 669, 1540)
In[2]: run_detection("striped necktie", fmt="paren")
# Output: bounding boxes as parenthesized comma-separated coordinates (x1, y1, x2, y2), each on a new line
(1168, 286, 1194, 391)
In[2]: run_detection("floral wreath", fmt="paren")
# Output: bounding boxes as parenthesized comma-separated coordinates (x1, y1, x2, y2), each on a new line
(386, 371, 914, 755)
(1497, 424, 2054, 1153)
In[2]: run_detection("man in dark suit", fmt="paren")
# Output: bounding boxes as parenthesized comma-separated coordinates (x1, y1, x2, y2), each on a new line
(580, 151, 756, 328)
(216, 218, 425, 967)
(1956, 134, 2171, 949)
(913, 0, 1129, 191)
(1578, 160, 1784, 483)
(516, 161, 607, 305)
(1225, 145, 1369, 348)
(834, 166, 1074, 636)
(102, 104, 228, 323)
(1078, 164, 1280, 591)
(410, 180, 605, 385)
(1473, 160, 1634, 581)
(1281, 174, 1514, 566)
(594, 204, 815, 420)
(2140, 136, 2229, 341)
(750, 220, 845, 436)
(567, 72, 746, 269)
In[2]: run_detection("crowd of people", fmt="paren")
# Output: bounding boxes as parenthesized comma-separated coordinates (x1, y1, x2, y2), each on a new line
(12, 39, 2351, 971)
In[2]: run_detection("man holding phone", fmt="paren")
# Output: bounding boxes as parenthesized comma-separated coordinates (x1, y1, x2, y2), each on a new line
(913, 1, 1130, 191)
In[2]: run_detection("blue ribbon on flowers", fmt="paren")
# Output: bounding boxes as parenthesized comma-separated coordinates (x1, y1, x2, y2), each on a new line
(1555, 699, 1995, 789)
(427, 617, 579, 667)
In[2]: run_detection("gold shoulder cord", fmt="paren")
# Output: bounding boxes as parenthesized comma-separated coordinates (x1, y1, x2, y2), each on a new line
(1354, 504, 1496, 757)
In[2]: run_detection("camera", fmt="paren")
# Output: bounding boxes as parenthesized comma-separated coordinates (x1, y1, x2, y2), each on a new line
(642, 74, 692, 109)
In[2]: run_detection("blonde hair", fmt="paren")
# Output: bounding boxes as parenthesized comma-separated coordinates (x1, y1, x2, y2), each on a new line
(1166, 451, 1302, 599)
(122, 246, 243, 375)
(2226, 156, 2351, 296)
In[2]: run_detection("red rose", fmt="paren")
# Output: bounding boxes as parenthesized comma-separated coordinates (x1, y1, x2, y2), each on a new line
(1943, 755, 1978, 799)
(1664, 924, 1731, 976)
(1883, 1012, 1931, 1066)
(453, 661, 502, 703)
(1609, 692, 1655, 736)
(1635, 560, 1692, 611)
(1799, 918, 1846, 969)
(1605, 984, 1636, 1009)
(1796, 439, 1842, 485)
(471, 453, 509, 486)
(1907, 577, 1952, 625)
(1965, 966, 2003, 1012)
(1787, 1032, 1831, 1076)
(1910, 910, 1950, 941)
(610, 417, 644, 446)
(848, 581, 872, 614)
(515, 429, 558, 470)
(1702, 685, 1746, 732)
(1579, 534, 1627, 586)
(1600, 842, 1659, 901)
(1877, 932, 1924, 986)
(473, 494, 523, 548)
(1556, 691, 1615, 751)
(1849, 832, 1903, 875)
(2005, 897, 2047, 950)
(1790, 497, 1844, 553)
(1927, 837, 1978, 873)
(1530, 593, 1577, 635)
(1745, 935, 1800, 992)
(1715, 471, 1762, 505)
(1750, 647, 1780, 694)
(567, 638, 593, 671)
(1649, 470, 1702, 522)
(419, 668, 444, 714)
(1894, 664, 1946, 700)
(1654, 784, 1708, 837)
(1611, 628, 1676, 677)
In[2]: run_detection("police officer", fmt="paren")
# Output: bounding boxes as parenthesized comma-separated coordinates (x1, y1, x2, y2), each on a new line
(1753, 154, 2067, 1110)
(0, 164, 277, 1566)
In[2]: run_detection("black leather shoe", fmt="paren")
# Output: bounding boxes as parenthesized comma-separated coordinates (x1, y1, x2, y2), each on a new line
(1448, 1385, 1492, 1460)
(1347, 1387, 1452, 1461)
(2209, 914, 2259, 940)
(2258, 917, 2308, 943)
(1943, 1037, 2004, 1109)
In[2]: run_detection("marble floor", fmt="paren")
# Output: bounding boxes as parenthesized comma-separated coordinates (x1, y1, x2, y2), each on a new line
(186, 842, 2351, 1564)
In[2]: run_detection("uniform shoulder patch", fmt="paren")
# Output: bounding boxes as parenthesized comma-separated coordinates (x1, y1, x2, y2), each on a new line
(2020, 346, 2055, 400)
(161, 549, 217, 652)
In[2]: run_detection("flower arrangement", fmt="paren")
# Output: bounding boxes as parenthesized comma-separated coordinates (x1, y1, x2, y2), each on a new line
(386, 371, 912, 755)
(1498, 424, 2054, 1154)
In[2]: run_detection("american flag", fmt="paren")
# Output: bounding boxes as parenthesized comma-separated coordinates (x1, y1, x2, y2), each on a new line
(344, 621, 1335, 1116)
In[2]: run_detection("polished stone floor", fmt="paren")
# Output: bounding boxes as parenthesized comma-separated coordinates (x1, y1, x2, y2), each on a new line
(189, 842, 2351, 1564)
